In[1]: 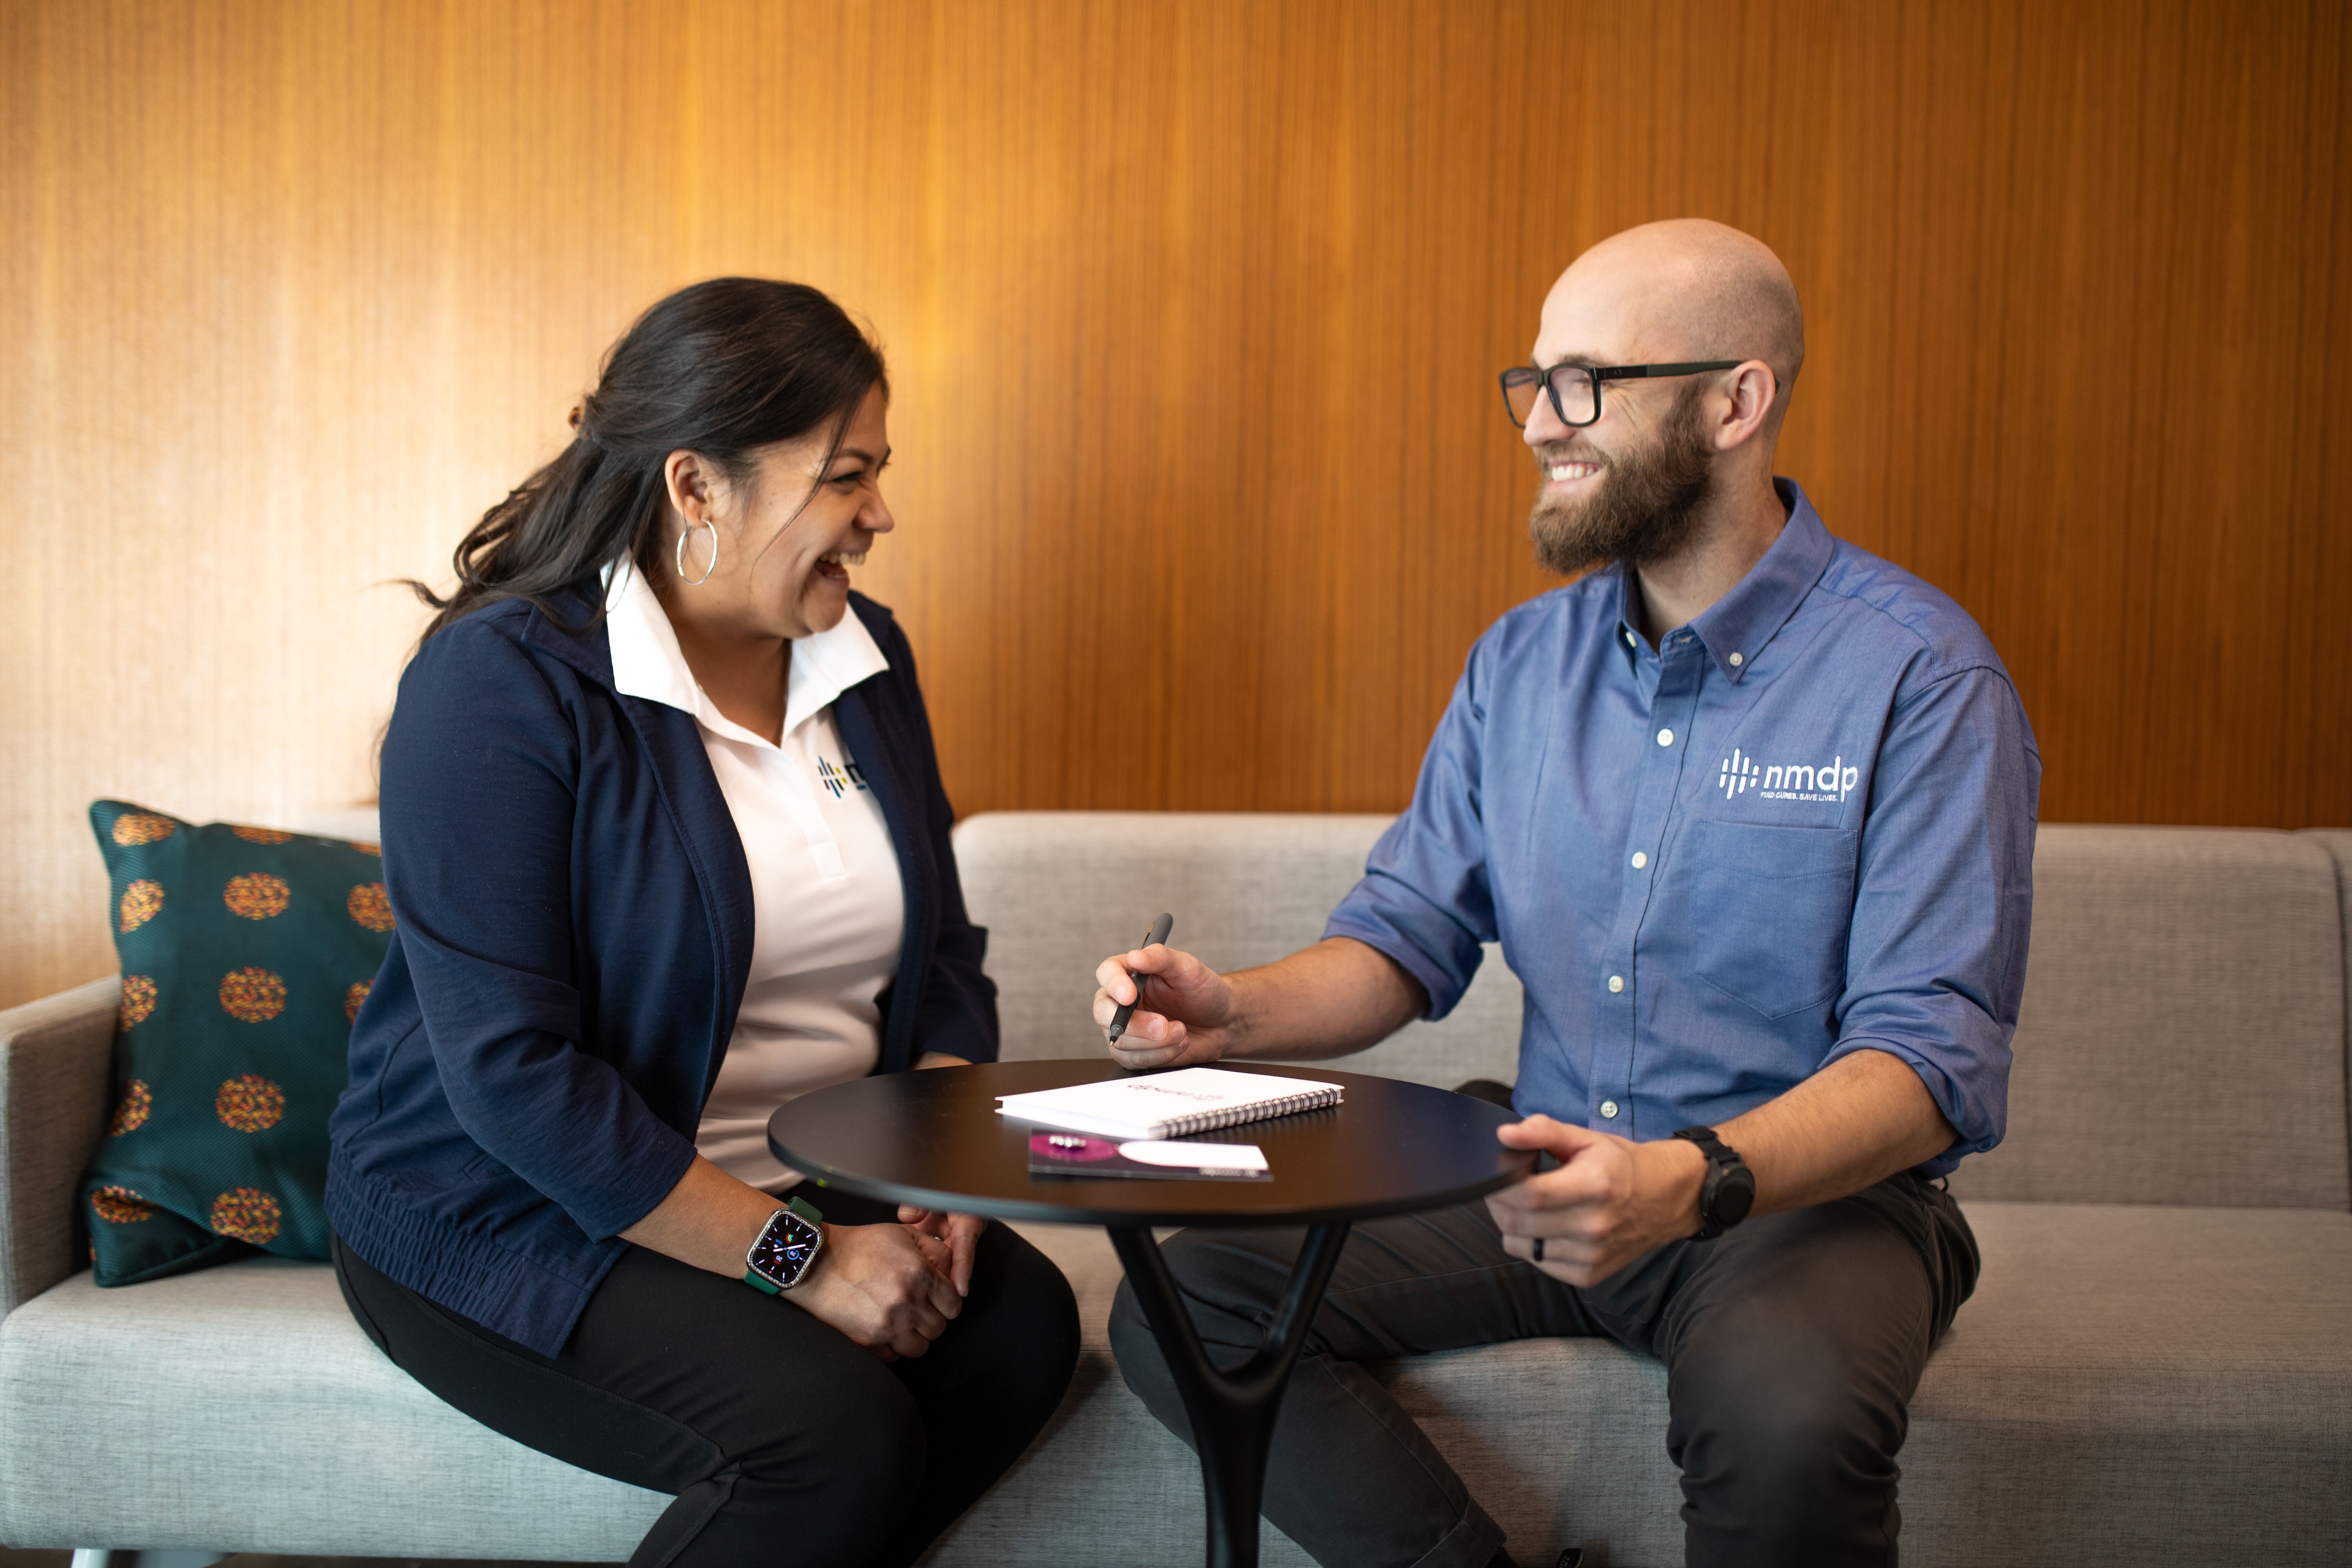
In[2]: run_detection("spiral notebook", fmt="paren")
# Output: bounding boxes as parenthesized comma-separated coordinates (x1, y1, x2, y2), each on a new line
(995, 1067, 1343, 1141)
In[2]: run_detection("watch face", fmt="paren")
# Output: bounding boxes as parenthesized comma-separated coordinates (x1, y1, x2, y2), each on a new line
(1716, 1169, 1758, 1228)
(749, 1209, 822, 1289)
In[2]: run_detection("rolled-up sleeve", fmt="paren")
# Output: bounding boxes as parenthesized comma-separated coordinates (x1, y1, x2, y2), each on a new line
(381, 620, 698, 1241)
(1322, 643, 1499, 1020)
(1827, 662, 2041, 1173)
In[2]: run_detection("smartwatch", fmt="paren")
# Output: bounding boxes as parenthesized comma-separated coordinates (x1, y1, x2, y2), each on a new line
(1671, 1127, 1756, 1240)
(743, 1195, 826, 1294)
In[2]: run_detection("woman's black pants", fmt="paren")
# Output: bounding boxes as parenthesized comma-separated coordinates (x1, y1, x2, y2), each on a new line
(333, 1194, 1080, 1568)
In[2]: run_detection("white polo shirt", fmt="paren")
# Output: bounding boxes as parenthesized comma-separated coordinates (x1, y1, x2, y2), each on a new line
(604, 565, 904, 1192)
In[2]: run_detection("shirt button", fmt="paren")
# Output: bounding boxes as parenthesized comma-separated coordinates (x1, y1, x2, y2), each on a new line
(1607, 974, 1624, 993)
(1624, 630, 1637, 649)
(1729, 651, 1745, 667)
(1657, 728, 1674, 747)
(1630, 851, 1648, 869)
(1600, 1100, 1619, 1119)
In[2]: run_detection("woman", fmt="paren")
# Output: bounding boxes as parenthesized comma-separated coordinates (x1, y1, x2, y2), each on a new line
(327, 278, 1078, 1568)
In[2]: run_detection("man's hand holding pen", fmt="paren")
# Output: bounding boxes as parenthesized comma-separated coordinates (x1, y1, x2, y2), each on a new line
(1096, 933, 1432, 1072)
(1093, 941, 1238, 1070)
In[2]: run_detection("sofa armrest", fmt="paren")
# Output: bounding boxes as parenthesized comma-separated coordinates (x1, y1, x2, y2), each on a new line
(0, 978, 117, 1314)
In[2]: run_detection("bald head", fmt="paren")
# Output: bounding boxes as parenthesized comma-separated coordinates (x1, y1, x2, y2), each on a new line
(1536, 219, 1805, 430)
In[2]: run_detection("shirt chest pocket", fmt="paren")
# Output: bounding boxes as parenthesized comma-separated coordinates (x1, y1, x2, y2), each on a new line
(1679, 819, 1860, 1019)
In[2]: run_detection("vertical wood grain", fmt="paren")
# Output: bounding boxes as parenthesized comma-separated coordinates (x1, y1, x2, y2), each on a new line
(3, 0, 2347, 1009)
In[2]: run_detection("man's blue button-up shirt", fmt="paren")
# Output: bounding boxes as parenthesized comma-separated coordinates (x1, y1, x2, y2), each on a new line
(1325, 481, 2040, 1176)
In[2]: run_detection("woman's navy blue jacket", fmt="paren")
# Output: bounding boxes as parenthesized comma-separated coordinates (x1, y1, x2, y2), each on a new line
(326, 586, 995, 1357)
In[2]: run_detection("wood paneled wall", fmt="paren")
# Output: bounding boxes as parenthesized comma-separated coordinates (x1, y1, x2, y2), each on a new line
(4, 0, 2347, 1008)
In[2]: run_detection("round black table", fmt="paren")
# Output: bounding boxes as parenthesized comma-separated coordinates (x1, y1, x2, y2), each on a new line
(769, 1059, 1535, 1568)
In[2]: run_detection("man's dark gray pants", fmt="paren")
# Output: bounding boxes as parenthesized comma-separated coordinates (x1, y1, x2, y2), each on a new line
(1108, 1174, 1980, 1568)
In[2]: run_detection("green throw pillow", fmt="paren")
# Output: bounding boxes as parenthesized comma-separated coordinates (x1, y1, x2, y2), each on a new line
(82, 800, 393, 1285)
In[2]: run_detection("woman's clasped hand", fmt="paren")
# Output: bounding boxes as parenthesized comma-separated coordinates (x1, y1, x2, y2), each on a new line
(796, 1217, 962, 1362)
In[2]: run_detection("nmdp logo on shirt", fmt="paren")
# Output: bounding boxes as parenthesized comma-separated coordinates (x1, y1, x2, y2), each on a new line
(1719, 747, 1859, 803)
(816, 756, 870, 799)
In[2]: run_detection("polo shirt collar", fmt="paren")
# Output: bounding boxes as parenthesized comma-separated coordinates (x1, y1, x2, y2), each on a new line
(602, 562, 890, 747)
(1611, 477, 1834, 685)
(781, 595, 890, 735)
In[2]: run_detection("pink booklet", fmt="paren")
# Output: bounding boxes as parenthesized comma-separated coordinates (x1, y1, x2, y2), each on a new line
(1026, 1131, 1272, 1181)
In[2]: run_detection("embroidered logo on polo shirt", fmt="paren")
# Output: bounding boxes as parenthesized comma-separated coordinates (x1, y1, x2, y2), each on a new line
(1718, 748, 1859, 803)
(816, 756, 870, 799)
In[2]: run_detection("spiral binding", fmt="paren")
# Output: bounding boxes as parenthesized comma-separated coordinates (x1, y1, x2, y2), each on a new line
(1153, 1084, 1343, 1139)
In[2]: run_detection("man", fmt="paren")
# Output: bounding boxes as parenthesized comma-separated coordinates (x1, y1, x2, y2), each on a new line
(1092, 219, 2038, 1568)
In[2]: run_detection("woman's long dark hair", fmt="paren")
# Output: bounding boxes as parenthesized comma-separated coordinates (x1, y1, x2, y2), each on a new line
(408, 278, 888, 642)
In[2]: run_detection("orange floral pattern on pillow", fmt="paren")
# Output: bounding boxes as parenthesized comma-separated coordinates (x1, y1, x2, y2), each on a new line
(218, 967, 287, 1023)
(119, 879, 164, 932)
(112, 812, 177, 846)
(215, 1074, 286, 1132)
(346, 882, 395, 932)
(232, 825, 293, 845)
(344, 980, 372, 1023)
(118, 976, 158, 1029)
(91, 1186, 158, 1224)
(210, 1187, 282, 1244)
(223, 872, 290, 920)
(110, 1080, 153, 1136)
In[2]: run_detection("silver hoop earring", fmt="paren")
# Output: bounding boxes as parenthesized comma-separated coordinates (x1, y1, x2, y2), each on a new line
(676, 521, 719, 586)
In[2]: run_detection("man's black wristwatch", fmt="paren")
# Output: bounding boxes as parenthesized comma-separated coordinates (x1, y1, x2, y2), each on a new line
(1672, 1127, 1756, 1240)
(743, 1195, 826, 1294)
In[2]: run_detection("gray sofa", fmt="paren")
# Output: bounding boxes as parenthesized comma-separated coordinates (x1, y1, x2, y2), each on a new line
(0, 815, 2346, 1567)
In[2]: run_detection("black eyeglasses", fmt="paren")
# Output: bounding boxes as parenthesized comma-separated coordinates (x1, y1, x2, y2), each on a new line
(1499, 360, 1745, 428)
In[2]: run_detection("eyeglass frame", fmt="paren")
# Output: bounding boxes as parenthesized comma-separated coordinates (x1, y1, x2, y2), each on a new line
(1498, 359, 1747, 429)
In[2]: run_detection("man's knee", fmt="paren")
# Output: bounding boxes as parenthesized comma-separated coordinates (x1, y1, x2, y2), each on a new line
(1107, 1276, 1178, 1405)
(1110, 1227, 1296, 1333)
(1105, 1229, 1292, 1424)
(1689, 1379, 1895, 1485)
(1670, 1327, 1906, 1526)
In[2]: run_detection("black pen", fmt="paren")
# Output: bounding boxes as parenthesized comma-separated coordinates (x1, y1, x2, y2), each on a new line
(1106, 912, 1175, 1044)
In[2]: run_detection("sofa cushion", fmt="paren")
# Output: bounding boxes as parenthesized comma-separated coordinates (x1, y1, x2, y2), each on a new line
(1950, 827, 2348, 1209)
(0, 1258, 668, 1558)
(1899, 1201, 2352, 1563)
(953, 811, 1524, 1086)
(7, 1204, 2345, 1567)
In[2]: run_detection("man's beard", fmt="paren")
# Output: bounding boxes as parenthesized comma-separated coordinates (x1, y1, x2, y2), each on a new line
(1527, 382, 1715, 577)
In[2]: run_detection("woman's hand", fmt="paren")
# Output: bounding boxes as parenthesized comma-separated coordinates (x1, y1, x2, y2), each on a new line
(792, 1223, 964, 1361)
(902, 1053, 988, 1294)
(618, 1161, 965, 1360)
(1092, 943, 1240, 1069)
(896, 1206, 986, 1296)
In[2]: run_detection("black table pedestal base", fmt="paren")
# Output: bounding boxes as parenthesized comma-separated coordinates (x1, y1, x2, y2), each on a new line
(1109, 1220, 1353, 1568)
